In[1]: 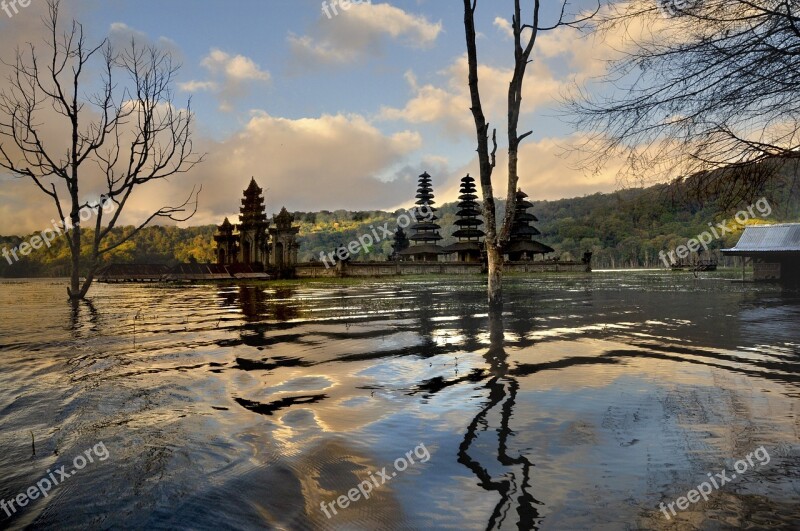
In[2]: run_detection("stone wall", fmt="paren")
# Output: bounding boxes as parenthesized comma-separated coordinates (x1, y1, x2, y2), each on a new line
(294, 260, 589, 278)
(505, 261, 590, 273)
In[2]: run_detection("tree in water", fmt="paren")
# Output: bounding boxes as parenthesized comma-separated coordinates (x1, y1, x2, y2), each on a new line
(0, 0, 203, 300)
(462, 0, 596, 306)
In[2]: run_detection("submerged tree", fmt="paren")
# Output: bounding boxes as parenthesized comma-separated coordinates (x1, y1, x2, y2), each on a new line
(0, 0, 202, 300)
(462, 0, 596, 306)
(569, 0, 800, 205)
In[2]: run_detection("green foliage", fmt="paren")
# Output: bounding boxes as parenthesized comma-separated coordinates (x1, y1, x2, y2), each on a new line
(2, 179, 797, 277)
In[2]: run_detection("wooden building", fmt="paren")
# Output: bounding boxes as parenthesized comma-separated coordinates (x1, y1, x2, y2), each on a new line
(722, 223, 800, 284)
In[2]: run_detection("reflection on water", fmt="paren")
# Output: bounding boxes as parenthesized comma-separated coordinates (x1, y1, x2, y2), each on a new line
(0, 272, 798, 530)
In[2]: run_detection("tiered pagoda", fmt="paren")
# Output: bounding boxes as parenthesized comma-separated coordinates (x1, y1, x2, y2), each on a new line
(213, 178, 299, 276)
(505, 188, 554, 261)
(214, 217, 238, 265)
(399, 172, 444, 261)
(238, 178, 270, 267)
(269, 207, 300, 273)
(445, 174, 485, 262)
(390, 227, 410, 261)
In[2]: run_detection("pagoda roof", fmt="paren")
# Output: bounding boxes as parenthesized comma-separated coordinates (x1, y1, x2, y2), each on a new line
(505, 240, 554, 255)
(273, 206, 295, 229)
(399, 244, 445, 255)
(444, 241, 483, 253)
(410, 221, 441, 230)
(244, 177, 263, 195)
(409, 233, 443, 242)
(453, 228, 485, 238)
(515, 212, 539, 222)
(511, 225, 542, 237)
(456, 208, 482, 217)
(454, 218, 483, 227)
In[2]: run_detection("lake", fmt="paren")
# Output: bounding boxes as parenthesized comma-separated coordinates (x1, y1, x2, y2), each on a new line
(0, 271, 798, 530)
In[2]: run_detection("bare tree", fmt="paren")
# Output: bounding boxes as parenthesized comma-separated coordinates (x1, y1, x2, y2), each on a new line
(569, 0, 800, 205)
(463, 0, 597, 306)
(0, 0, 202, 300)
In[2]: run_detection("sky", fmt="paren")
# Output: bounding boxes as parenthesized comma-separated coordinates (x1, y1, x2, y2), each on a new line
(0, 0, 630, 234)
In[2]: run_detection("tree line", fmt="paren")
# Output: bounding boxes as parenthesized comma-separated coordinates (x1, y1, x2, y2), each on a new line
(2, 175, 796, 277)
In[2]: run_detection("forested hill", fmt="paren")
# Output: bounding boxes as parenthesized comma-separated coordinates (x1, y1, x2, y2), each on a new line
(2, 180, 798, 277)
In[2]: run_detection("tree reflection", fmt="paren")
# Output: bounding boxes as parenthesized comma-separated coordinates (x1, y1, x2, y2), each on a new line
(458, 309, 541, 530)
(69, 297, 99, 334)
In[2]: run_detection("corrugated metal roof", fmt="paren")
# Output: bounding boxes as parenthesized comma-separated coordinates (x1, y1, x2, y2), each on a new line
(722, 223, 800, 253)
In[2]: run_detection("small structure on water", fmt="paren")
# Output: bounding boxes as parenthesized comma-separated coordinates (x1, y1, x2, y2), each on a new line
(101, 171, 589, 282)
(722, 223, 800, 284)
(444, 174, 485, 262)
(399, 172, 445, 261)
(390, 227, 410, 261)
(504, 189, 554, 261)
(212, 178, 299, 278)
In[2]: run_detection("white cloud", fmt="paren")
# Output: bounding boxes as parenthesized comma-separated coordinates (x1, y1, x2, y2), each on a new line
(125, 111, 424, 228)
(180, 48, 270, 111)
(493, 17, 514, 39)
(378, 55, 563, 136)
(288, 2, 442, 69)
(201, 49, 270, 82)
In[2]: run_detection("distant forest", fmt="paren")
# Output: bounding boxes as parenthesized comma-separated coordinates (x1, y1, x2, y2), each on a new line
(2, 177, 798, 277)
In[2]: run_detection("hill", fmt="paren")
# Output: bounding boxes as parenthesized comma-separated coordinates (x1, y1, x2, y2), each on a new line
(2, 179, 798, 277)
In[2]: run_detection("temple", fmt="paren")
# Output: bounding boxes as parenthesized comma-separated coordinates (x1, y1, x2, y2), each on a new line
(399, 172, 444, 261)
(445, 174, 485, 262)
(99, 171, 589, 283)
(504, 189, 554, 261)
(213, 177, 299, 278)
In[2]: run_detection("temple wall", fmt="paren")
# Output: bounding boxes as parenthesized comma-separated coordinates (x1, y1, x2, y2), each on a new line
(294, 260, 589, 278)
(505, 261, 590, 273)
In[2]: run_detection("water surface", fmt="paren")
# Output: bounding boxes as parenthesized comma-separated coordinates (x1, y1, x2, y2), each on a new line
(0, 272, 798, 529)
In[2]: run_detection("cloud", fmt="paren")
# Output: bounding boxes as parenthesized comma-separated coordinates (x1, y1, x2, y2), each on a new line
(493, 17, 515, 39)
(431, 134, 630, 209)
(288, 1, 442, 69)
(378, 55, 562, 135)
(179, 48, 270, 111)
(120, 111, 424, 229)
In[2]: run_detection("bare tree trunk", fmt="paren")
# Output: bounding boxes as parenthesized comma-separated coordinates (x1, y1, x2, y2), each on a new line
(463, 0, 501, 306)
(463, 0, 596, 306)
(0, 0, 203, 302)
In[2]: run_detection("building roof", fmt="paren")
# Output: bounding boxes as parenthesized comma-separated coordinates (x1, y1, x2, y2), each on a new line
(399, 244, 445, 255)
(722, 223, 800, 254)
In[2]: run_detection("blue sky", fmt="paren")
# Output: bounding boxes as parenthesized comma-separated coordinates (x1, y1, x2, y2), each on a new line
(0, 0, 625, 233)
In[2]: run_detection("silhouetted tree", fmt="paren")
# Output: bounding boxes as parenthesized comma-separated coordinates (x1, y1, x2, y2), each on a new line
(462, 0, 597, 306)
(570, 0, 800, 204)
(0, 0, 202, 300)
